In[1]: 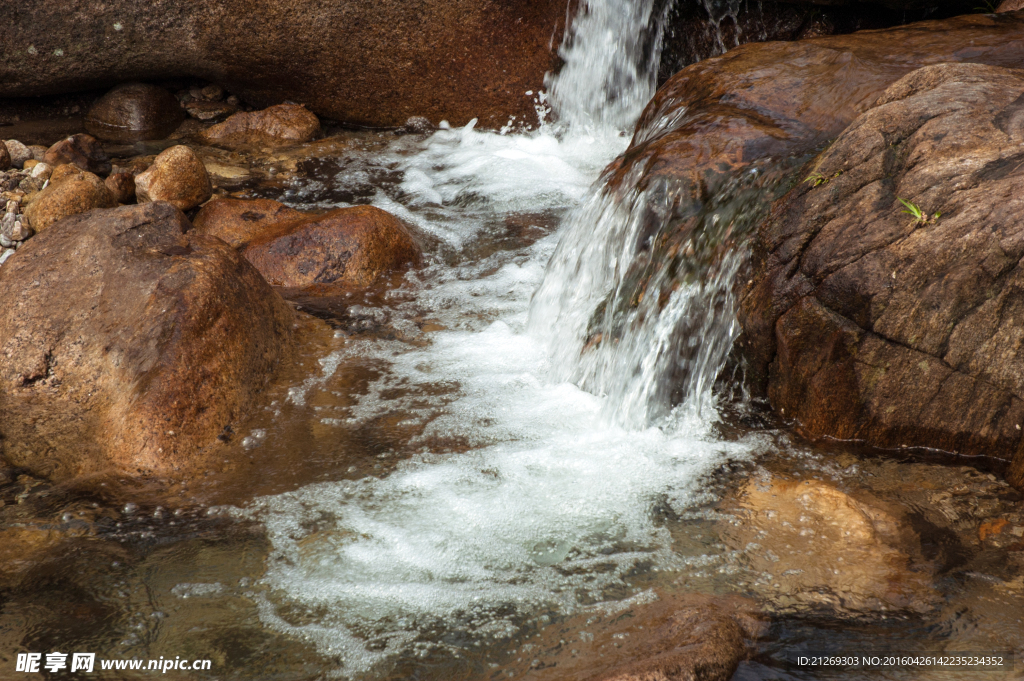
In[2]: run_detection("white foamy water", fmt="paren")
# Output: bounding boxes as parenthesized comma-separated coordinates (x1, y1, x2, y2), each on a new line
(231, 0, 762, 675)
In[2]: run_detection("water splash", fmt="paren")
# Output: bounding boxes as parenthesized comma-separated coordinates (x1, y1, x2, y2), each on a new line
(528, 158, 775, 428)
(547, 0, 675, 133)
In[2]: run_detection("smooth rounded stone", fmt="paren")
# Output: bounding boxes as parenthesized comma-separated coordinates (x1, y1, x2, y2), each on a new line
(738, 63, 1024, 489)
(192, 196, 302, 248)
(0, 233, 12, 249)
(28, 145, 47, 162)
(134, 145, 212, 210)
(43, 134, 111, 176)
(85, 82, 186, 143)
(184, 100, 238, 121)
(0, 248, 14, 266)
(0, 142, 9, 171)
(198, 104, 320, 149)
(22, 168, 116, 232)
(3, 140, 32, 169)
(200, 84, 224, 101)
(48, 163, 84, 185)
(104, 172, 136, 204)
(242, 205, 421, 289)
(29, 162, 52, 180)
(721, 478, 934, 616)
(0, 202, 295, 484)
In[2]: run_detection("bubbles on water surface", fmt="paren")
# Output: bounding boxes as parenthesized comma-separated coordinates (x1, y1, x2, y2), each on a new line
(232, 0, 771, 675)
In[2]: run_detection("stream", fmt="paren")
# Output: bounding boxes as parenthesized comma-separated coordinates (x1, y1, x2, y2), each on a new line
(2, 1, 1024, 680)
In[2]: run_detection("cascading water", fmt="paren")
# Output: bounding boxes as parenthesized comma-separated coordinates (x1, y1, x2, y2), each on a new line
(228, 0, 765, 676)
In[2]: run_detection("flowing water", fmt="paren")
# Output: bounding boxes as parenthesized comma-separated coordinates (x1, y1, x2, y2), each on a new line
(3, 1, 1024, 679)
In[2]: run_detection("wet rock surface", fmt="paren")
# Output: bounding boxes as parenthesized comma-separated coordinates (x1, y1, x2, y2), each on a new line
(739, 63, 1024, 489)
(198, 104, 320, 150)
(721, 477, 934, 615)
(84, 82, 185, 143)
(134, 145, 212, 210)
(43, 133, 111, 176)
(618, 13, 1024, 199)
(242, 205, 421, 289)
(0, 0, 565, 129)
(22, 166, 117, 231)
(0, 202, 294, 484)
(192, 196, 302, 248)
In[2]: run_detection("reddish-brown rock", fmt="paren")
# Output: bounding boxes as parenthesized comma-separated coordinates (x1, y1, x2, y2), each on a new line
(0, 0, 568, 129)
(85, 82, 186, 143)
(738, 63, 1024, 488)
(615, 13, 1024, 200)
(192, 197, 302, 248)
(43, 134, 111, 176)
(134, 145, 212, 210)
(22, 168, 117, 231)
(198, 104, 320, 149)
(242, 205, 421, 289)
(515, 593, 764, 681)
(104, 171, 136, 204)
(0, 202, 294, 483)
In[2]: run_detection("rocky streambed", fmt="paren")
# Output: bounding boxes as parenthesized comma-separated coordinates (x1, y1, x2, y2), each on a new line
(2, 2, 1024, 681)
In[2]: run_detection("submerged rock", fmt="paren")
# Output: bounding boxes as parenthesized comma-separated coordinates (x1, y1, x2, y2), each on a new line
(242, 205, 421, 289)
(0, 0, 563, 129)
(85, 82, 186, 143)
(22, 167, 116, 231)
(722, 477, 934, 615)
(43, 134, 111, 176)
(740, 63, 1024, 489)
(198, 104, 320, 149)
(134, 145, 212, 210)
(192, 196, 302, 248)
(0, 202, 294, 483)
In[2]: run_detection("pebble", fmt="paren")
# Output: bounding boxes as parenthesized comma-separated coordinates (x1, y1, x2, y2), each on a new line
(4, 140, 32, 169)
(0, 248, 14, 266)
(30, 163, 52, 180)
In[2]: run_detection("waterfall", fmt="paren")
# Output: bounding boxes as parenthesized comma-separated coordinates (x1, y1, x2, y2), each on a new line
(529, 0, 757, 430)
(546, 0, 674, 132)
(233, 1, 765, 676)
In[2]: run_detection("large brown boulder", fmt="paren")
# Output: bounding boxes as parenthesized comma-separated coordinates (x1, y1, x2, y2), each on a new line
(739, 63, 1024, 488)
(84, 82, 186, 143)
(242, 205, 421, 289)
(0, 202, 294, 483)
(22, 168, 117, 231)
(192, 197, 302, 248)
(0, 0, 566, 129)
(614, 13, 1024, 200)
(198, 104, 320, 150)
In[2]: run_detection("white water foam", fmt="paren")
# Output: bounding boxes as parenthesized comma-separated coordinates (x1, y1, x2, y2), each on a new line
(230, 0, 763, 675)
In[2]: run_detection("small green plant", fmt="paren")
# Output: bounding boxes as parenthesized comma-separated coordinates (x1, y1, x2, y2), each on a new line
(975, 0, 999, 12)
(898, 197, 940, 225)
(804, 170, 842, 187)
